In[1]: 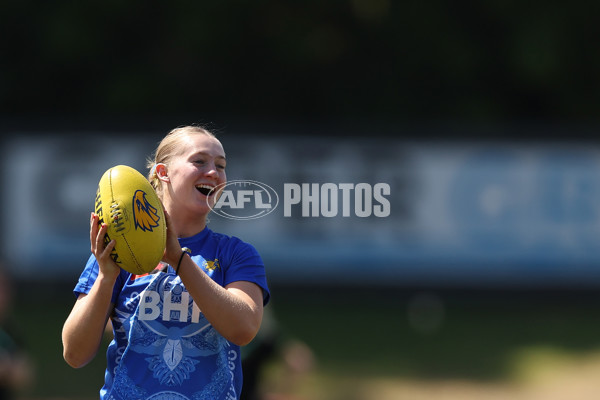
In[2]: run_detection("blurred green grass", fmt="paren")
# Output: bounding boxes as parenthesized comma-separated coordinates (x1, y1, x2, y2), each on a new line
(267, 286, 600, 381)
(11, 281, 600, 399)
(13, 283, 110, 398)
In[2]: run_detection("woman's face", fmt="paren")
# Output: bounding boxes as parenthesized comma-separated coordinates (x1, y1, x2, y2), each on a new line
(164, 134, 227, 216)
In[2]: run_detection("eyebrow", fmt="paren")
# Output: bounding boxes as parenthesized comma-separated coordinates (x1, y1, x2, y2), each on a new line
(193, 151, 226, 161)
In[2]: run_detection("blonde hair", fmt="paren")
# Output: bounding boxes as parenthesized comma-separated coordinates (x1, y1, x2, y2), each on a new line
(147, 125, 217, 197)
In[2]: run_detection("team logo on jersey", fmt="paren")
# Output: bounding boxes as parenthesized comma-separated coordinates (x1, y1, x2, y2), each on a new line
(203, 258, 220, 272)
(133, 190, 161, 232)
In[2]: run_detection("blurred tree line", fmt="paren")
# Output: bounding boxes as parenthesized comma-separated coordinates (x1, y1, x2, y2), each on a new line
(1, 0, 599, 137)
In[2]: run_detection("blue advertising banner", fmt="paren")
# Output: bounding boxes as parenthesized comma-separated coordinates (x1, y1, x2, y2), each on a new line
(3, 133, 600, 287)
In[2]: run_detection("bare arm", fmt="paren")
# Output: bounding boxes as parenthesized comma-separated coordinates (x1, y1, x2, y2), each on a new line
(175, 254, 264, 346)
(62, 214, 120, 368)
(61, 281, 115, 368)
(162, 213, 264, 346)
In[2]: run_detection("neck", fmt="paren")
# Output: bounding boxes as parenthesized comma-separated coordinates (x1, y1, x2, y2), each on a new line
(165, 206, 208, 239)
(176, 223, 207, 239)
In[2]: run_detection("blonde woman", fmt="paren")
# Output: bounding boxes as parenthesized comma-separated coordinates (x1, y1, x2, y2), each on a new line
(62, 126, 270, 400)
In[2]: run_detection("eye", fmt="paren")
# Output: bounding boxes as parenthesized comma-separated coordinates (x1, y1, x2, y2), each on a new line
(217, 163, 226, 170)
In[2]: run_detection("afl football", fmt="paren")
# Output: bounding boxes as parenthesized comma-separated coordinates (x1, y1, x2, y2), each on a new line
(94, 165, 166, 275)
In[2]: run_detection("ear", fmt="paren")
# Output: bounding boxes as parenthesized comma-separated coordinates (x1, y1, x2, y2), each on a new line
(155, 163, 170, 182)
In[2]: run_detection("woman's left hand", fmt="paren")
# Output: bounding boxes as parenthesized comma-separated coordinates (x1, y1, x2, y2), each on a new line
(161, 208, 183, 266)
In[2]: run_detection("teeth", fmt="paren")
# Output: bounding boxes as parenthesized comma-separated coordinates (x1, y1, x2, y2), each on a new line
(195, 184, 215, 190)
(196, 184, 216, 196)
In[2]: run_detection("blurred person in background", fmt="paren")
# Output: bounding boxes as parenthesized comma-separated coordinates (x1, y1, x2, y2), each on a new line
(0, 264, 34, 400)
(241, 308, 315, 400)
(241, 308, 279, 400)
(62, 126, 270, 400)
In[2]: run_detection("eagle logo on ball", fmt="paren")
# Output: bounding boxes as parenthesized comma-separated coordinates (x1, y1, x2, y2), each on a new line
(133, 190, 161, 232)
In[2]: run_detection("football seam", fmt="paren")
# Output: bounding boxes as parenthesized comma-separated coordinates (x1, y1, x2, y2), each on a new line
(109, 168, 142, 273)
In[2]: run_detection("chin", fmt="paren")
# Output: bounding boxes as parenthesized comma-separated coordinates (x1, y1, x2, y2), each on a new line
(196, 200, 214, 216)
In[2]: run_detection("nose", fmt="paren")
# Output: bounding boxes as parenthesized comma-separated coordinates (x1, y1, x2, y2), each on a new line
(204, 163, 219, 178)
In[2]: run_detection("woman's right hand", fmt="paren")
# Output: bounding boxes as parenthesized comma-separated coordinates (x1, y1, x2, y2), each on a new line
(90, 212, 121, 280)
(63, 213, 121, 368)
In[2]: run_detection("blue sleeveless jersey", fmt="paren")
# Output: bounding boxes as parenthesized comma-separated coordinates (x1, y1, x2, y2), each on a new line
(74, 227, 270, 400)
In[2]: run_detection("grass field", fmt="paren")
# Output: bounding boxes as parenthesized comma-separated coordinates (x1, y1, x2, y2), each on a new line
(10, 281, 600, 399)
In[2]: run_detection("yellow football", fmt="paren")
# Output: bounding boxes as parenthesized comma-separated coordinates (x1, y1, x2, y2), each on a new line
(94, 165, 166, 275)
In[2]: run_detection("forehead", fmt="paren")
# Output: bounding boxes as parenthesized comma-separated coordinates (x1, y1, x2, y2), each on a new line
(179, 134, 226, 159)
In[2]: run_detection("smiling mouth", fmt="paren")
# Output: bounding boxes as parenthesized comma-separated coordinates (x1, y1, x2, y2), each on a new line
(196, 184, 215, 196)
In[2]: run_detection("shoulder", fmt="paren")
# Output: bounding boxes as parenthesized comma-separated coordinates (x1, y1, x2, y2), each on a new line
(207, 229, 259, 255)
(202, 230, 264, 273)
(207, 231, 270, 305)
(74, 254, 130, 297)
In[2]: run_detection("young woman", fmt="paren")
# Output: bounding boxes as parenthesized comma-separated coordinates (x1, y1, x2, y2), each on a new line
(62, 126, 270, 400)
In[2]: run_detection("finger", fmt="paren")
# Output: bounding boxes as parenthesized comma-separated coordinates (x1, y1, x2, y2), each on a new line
(159, 207, 180, 264)
(102, 238, 116, 258)
(96, 238, 120, 277)
(95, 222, 109, 254)
(164, 211, 173, 233)
(90, 212, 99, 253)
(161, 204, 170, 225)
(162, 207, 175, 240)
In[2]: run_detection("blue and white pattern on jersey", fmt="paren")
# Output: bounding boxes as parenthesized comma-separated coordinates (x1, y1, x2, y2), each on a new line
(76, 226, 270, 400)
(123, 273, 229, 390)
